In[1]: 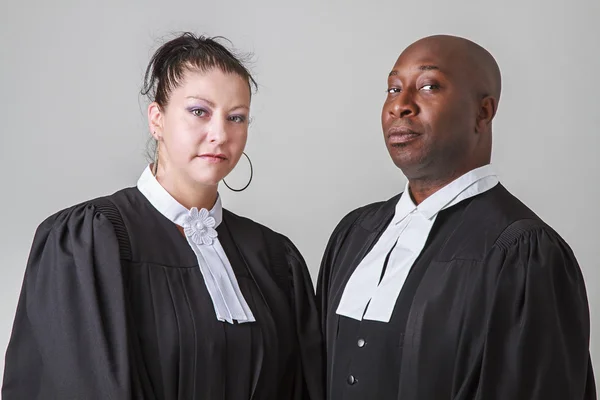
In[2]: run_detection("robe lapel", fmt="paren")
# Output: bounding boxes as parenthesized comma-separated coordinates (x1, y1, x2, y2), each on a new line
(328, 193, 401, 314)
(221, 210, 291, 399)
(325, 194, 401, 386)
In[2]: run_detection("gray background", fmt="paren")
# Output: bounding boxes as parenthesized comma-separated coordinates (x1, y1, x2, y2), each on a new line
(1, 0, 598, 383)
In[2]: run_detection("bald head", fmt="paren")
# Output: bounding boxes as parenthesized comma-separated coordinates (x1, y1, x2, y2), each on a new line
(402, 35, 502, 104)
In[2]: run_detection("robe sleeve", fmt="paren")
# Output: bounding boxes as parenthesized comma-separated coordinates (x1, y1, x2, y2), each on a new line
(2, 203, 132, 400)
(476, 222, 596, 399)
(284, 238, 325, 400)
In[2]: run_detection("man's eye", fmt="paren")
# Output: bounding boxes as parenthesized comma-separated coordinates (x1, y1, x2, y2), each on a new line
(421, 84, 440, 91)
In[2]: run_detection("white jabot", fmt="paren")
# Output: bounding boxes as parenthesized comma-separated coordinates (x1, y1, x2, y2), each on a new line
(137, 166, 255, 324)
(336, 165, 499, 323)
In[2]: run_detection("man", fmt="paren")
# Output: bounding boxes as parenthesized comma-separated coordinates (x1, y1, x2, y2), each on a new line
(317, 35, 596, 399)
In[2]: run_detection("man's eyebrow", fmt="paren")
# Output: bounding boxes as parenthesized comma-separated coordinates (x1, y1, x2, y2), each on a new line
(388, 65, 440, 77)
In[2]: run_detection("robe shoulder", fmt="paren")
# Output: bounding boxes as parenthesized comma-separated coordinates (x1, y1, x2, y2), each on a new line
(2, 198, 131, 399)
(326, 193, 401, 246)
(428, 184, 564, 261)
(474, 217, 594, 399)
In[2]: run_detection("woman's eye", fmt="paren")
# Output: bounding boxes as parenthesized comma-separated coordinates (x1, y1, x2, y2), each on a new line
(387, 87, 401, 94)
(229, 115, 247, 123)
(191, 109, 207, 117)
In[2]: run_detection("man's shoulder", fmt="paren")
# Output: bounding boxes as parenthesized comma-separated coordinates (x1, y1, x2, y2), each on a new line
(334, 193, 402, 235)
(442, 184, 559, 260)
(470, 184, 555, 237)
(473, 184, 540, 222)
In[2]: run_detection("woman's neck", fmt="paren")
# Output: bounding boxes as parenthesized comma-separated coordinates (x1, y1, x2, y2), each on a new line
(155, 167, 218, 211)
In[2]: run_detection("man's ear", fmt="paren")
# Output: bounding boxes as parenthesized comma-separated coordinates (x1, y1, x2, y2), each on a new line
(475, 96, 497, 134)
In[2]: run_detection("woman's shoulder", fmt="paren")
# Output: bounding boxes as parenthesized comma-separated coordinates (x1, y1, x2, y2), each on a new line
(35, 187, 139, 247)
(221, 208, 309, 266)
(43, 186, 128, 216)
(22, 190, 137, 282)
(222, 208, 292, 247)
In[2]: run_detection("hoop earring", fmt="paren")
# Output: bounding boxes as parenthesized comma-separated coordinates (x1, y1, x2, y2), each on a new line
(152, 140, 159, 176)
(223, 152, 253, 192)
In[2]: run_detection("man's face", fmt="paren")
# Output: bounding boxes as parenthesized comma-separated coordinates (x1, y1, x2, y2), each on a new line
(381, 40, 479, 179)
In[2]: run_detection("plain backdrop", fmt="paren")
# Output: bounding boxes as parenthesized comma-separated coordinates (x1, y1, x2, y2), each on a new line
(1, 0, 598, 383)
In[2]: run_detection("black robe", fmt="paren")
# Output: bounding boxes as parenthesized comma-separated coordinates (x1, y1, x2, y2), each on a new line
(317, 184, 595, 400)
(3, 187, 324, 400)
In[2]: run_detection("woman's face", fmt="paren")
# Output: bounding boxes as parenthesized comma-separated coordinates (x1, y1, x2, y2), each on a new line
(149, 67, 251, 188)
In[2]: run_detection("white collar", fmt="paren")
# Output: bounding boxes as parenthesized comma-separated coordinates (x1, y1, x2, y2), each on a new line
(137, 165, 223, 228)
(394, 164, 497, 222)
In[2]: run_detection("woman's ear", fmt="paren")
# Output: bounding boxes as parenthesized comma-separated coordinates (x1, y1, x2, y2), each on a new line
(148, 102, 163, 139)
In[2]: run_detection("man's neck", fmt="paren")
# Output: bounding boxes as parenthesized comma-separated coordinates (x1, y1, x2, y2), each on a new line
(406, 163, 487, 205)
(408, 177, 455, 205)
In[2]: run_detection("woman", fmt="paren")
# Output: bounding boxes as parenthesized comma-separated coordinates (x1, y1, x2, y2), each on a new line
(2, 33, 323, 400)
